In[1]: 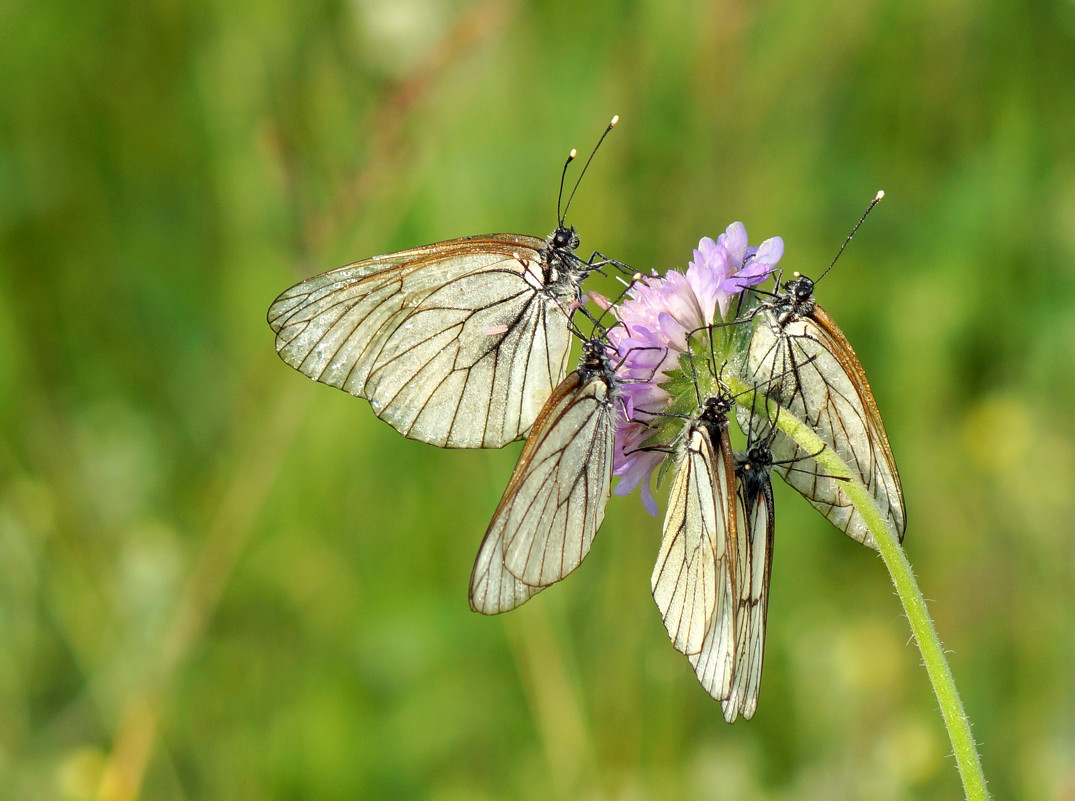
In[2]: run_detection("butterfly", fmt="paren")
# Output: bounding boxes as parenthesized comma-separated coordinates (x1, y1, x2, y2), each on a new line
(741, 273, 904, 547)
(738, 196, 905, 548)
(652, 389, 739, 700)
(469, 335, 621, 614)
(267, 119, 622, 449)
(647, 340, 832, 713)
(715, 439, 776, 722)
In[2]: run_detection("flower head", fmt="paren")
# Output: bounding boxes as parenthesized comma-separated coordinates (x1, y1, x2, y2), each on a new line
(608, 222, 782, 513)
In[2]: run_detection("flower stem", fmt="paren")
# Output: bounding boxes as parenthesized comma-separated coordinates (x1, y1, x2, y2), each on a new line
(724, 378, 990, 801)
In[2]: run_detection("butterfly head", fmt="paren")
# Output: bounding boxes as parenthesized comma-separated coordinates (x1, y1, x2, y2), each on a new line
(771, 272, 817, 325)
(696, 392, 734, 441)
(550, 224, 580, 254)
(787, 273, 815, 300)
(541, 225, 584, 287)
(738, 444, 774, 481)
(700, 393, 733, 422)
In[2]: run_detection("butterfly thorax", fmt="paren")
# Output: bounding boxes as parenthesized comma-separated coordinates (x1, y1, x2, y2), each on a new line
(576, 339, 617, 392)
(697, 393, 733, 442)
(736, 445, 774, 503)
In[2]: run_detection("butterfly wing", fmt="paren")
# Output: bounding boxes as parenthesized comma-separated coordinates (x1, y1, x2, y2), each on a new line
(684, 425, 739, 701)
(721, 456, 775, 723)
(469, 365, 617, 614)
(743, 306, 905, 547)
(652, 424, 736, 662)
(268, 234, 577, 449)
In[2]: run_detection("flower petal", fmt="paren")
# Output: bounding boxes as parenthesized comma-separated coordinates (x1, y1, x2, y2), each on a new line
(609, 222, 783, 513)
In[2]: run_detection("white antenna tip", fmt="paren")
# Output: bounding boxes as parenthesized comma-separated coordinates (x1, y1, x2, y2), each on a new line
(567, 148, 578, 161)
(610, 115, 620, 127)
(874, 189, 885, 201)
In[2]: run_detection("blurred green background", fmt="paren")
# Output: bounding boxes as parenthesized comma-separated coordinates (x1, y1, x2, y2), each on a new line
(2, 0, 1074, 798)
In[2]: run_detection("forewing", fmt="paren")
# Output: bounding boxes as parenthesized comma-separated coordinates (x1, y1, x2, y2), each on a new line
(469, 370, 616, 614)
(652, 426, 725, 656)
(721, 469, 774, 723)
(743, 308, 905, 547)
(268, 234, 574, 448)
(685, 427, 739, 701)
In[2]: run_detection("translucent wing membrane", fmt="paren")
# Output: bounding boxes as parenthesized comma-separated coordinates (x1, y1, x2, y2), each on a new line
(268, 233, 584, 448)
(741, 283, 905, 548)
(651, 389, 780, 713)
(653, 426, 726, 655)
(686, 557, 737, 702)
(652, 388, 741, 700)
(469, 342, 618, 614)
(720, 446, 775, 723)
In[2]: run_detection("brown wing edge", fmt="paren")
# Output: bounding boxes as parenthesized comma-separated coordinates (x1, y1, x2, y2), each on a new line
(267, 233, 549, 333)
(809, 304, 906, 539)
(468, 368, 615, 613)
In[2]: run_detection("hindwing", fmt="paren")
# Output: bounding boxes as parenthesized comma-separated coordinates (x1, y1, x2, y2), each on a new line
(652, 423, 737, 670)
(469, 351, 617, 614)
(743, 304, 905, 547)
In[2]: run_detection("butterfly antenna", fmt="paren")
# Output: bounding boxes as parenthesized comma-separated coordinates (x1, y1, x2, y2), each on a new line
(817, 189, 885, 283)
(561, 115, 619, 224)
(556, 148, 579, 225)
(776, 442, 852, 481)
(739, 388, 760, 443)
(683, 342, 703, 407)
(732, 353, 821, 405)
(611, 271, 642, 305)
(740, 387, 780, 450)
(715, 359, 739, 402)
(697, 326, 719, 389)
(783, 463, 852, 482)
(612, 343, 665, 377)
(763, 402, 783, 447)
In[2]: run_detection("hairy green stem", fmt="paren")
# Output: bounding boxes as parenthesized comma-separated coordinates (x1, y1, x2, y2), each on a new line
(722, 374, 990, 801)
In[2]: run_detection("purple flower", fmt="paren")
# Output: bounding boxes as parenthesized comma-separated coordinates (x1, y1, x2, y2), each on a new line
(608, 223, 782, 514)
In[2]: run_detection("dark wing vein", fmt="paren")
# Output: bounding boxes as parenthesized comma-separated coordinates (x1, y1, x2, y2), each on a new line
(469, 371, 616, 615)
(721, 467, 774, 723)
(743, 309, 905, 546)
(267, 235, 574, 448)
(652, 427, 722, 657)
(685, 427, 738, 702)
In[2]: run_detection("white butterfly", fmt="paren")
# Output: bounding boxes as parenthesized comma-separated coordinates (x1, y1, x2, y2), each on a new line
(270, 229, 605, 448)
(716, 441, 776, 723)
(268, 119, 622, 449)
(740, 272, 905, 548)
(652, 392, 739, 701)
(469, 338, 620, 613)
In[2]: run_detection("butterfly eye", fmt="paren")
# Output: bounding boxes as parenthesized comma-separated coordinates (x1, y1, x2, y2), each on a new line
(792, 277, 814, 299)
(748, 445, 773, 471)
(551, 226, 581, 255)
